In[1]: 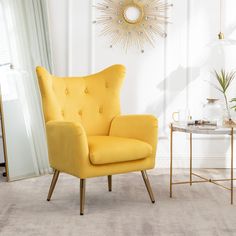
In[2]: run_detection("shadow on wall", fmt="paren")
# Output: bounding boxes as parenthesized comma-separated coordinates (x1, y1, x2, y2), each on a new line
(145, 65, 200, 117)
(144, 44, 231, 164)
(145, 40, 228, 119)
(120, 55, 148, 114)
(223, 23, 236, 43)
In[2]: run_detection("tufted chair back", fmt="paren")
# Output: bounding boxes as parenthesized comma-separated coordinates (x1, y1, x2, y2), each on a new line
(36, 65, 126, 135)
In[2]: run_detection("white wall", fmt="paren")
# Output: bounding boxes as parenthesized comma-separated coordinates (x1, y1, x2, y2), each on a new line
(47, 0, 236, 168)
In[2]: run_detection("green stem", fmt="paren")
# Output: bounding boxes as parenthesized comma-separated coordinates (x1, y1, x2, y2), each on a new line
(224, 93, 231, 120)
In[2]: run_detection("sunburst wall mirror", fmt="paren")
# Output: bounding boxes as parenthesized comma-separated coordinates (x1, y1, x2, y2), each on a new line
(93, 0, 173, 53)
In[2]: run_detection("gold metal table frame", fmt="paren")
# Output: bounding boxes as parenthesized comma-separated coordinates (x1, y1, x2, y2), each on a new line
(170, 123, 235, 204)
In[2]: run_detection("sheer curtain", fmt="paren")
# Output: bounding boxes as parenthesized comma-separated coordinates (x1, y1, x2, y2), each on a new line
(2, 0, 53, 177)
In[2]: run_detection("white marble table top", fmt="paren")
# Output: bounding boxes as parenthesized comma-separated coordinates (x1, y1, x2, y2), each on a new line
(170, 122, 236, 135)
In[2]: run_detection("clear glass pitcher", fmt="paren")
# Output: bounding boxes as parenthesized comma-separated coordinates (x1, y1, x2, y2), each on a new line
(202, 98, 222, 122)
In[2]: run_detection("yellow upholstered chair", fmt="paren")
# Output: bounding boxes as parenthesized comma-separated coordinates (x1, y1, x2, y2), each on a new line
(36, 65, 158, 215)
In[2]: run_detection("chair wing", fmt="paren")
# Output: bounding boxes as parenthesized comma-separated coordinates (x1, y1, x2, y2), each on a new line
(36, 65, 126, 135)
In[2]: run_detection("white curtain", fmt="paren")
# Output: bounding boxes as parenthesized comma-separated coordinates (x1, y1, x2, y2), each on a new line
(1, 0, 53, 176)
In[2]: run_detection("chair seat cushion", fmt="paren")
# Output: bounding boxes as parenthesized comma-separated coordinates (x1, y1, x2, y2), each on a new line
(88, 136, 152, 165)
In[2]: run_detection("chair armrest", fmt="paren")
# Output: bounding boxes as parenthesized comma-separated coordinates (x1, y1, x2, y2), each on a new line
(109, 115, 158, 159)
(46, 121, 89, 177)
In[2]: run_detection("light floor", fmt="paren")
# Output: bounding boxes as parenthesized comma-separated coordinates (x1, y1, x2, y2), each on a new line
(0, 169, 236, 236)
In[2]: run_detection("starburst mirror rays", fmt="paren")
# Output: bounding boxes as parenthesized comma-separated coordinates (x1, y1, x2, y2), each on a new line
(93, 0, 173, 53)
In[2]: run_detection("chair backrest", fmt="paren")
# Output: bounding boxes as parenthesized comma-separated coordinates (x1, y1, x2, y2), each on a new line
(36, 65, 126, 135)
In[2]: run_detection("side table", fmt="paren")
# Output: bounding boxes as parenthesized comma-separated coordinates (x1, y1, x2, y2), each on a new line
(169, 123, 235, 204)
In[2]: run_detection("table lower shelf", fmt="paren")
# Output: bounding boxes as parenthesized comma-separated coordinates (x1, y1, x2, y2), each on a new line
(172, 172, 235, 191)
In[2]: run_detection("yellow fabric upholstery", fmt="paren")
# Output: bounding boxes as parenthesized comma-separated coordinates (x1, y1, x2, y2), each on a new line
(110, 115, 158, 163)
(88, 136, 152, 165)
(46, 121, 89, 177)
(37, 65, 125, 135)
(36, 65, 158, 179)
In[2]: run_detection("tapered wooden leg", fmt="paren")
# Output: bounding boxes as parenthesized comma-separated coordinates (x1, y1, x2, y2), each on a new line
(231, 128, 234, 205)
(141, 170, 155, 203)
(190, 132, 192, 186)
(80, 179, 86, 215)
(108, 175, 112, 192)
(170, 124, 173, 198)
(47, 170, 60, 201)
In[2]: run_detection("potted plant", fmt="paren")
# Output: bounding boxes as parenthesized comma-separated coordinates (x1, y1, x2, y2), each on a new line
(212, 69, 236, 125)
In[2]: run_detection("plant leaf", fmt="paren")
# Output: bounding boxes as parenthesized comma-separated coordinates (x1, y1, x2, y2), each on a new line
(230, 98, 236, 102)
(212, 69, 236, 94)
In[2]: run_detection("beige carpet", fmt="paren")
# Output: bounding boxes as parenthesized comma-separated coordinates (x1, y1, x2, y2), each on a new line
(0, 169, 236, 236)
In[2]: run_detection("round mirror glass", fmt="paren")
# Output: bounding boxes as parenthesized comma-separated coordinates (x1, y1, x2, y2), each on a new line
(123, 5, 143, 24)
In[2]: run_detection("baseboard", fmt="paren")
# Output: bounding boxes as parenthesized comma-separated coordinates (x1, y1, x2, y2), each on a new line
(157, 156, 234, 168)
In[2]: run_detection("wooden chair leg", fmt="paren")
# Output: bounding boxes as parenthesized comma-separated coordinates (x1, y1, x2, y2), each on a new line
(47, 170, 60, 201)
(141, 170, 155, 203)
(108, 175, 112, 192)
(80, 179, 86, 215)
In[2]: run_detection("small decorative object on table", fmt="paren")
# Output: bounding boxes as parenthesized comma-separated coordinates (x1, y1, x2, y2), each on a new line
(187, 120, 217, 130)
(212, 69, 236, 126)
(172, 108, 190, 125)
(202, 98, 222, 124)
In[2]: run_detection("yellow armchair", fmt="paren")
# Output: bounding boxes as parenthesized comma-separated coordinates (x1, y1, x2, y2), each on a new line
(36, 65, 158, 215)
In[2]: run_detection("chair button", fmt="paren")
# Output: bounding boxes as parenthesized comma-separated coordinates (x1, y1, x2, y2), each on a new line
(105, 82, 109, 88)
(78, 110, 82, 116)
(99, 107, 103, 113)
(61, 110, 64, 116)
(84, 88, 89, 94)
(65, 88, 69, 95)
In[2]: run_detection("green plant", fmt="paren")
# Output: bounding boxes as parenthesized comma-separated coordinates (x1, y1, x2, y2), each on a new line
(212, 69, 236, 120)
(230, 98, 236, 111)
